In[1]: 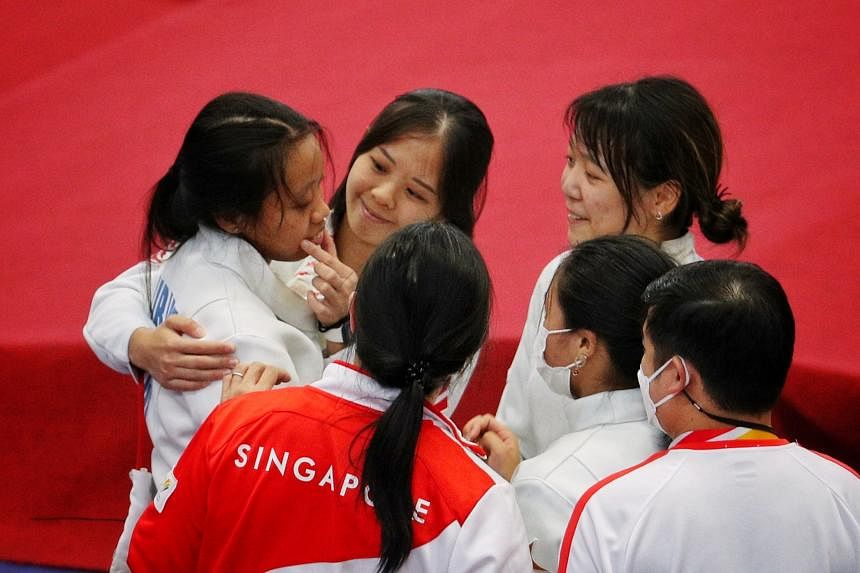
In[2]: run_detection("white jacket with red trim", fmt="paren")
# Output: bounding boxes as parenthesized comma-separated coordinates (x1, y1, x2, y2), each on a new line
(129, 361, 532, 572)
(512, 388, 665, 571)
(558, 427, 860, 573)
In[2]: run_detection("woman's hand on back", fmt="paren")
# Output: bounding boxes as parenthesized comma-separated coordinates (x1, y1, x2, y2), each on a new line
(301, 232, 358, 328)
(128, 315, 237, 391)
(463, 414, 522, 482)
(220, 362, 291, 402)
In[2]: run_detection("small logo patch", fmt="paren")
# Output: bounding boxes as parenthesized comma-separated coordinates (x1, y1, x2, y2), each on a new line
(153, 469, 178, 513)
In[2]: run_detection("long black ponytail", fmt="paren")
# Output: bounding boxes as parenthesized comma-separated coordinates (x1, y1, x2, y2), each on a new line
(352, 222, 491, 572)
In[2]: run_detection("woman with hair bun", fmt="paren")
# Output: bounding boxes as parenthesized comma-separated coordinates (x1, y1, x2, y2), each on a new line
(497, 75, 749, 459)
(128, 222, 531, 572)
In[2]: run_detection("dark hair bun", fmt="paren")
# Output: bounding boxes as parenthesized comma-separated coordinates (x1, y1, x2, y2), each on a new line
(699, 193, 748, 247)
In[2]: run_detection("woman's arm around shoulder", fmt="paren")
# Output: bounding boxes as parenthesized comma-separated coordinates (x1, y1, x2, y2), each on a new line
(83, 260, 158, 377)
(83, 259, 237, 389)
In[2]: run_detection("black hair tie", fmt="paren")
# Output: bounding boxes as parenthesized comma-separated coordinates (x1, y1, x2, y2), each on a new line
(406, 360, 429, 389)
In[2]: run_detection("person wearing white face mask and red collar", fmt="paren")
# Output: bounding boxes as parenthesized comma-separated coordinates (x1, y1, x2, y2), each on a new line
(463, 235, 676, 572)
(558, 260, 860, 573)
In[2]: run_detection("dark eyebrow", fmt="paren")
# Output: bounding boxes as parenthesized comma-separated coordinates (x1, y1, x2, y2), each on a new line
(379, 146, 396, 165)
(379, 146, 437, 194)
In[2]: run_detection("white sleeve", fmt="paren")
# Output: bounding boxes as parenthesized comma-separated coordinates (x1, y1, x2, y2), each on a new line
(448, 483, 533, 572)
(514, 476, 575, 572)
(496, 255, 562, 454)
(83, 260, 159, 378)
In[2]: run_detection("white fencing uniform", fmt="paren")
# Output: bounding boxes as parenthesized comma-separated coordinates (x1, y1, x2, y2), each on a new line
(84, 253, 319, 378)
(87, 226, 324, 571)
(497, 232, 701, 458)
(85, 233, 473, 416)
(141, 226, 324, 484)
(512, 389, 665, 571)
(558, 427, 860, 573)
(129, 361, 532, 572)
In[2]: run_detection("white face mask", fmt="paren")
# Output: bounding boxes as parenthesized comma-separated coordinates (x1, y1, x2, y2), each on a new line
(636, 356, 690, 434)
(534, 320, 579, 397)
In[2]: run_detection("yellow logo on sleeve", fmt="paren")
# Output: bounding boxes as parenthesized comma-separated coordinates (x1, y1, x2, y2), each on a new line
(154, 469, 178, 513)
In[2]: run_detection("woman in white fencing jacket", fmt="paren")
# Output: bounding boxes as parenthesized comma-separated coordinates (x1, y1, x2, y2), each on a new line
(101, 92, 335, 570)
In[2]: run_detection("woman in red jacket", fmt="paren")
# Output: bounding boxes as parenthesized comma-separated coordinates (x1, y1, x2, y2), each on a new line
(128, 222, 532, 573)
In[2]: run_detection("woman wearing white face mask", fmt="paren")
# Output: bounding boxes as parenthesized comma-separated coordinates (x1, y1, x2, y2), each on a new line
(464, 235, 675, 572)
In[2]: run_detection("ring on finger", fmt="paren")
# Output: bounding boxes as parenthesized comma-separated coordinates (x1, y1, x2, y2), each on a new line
(230, 371, 244, 378)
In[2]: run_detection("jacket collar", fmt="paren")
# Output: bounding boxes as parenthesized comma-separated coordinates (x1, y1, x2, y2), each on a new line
(562, 388, 649, 433)
(660, 231, 702, 265)
(314, 361, 487, 458)
(670, 427, 787, 450)
(193, 225, 315, 330)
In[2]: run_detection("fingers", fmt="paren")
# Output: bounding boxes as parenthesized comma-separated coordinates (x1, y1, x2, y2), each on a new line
(254, 364, 291, 390)
(478, 430, 521, 482)
(154, 351, 237, 389)
(301, 238, 356, 293)
(162, 315, 236, 355)
(303, 230, 339, 259)
(170, 353, 237, 373)
(477, 430, 507, 457)
(163, 314, 206, 338)
(161, 378, 214, 392)
(306, 290, 329, 315)
(482, 415, 514, 440)
(301, 239, 338, 266)
(312, 260, 349, 289)
(311, 274, 342, 301)
(319, 230, 338, 257)
(160, 364, 231, 384)
(306, 279, 352, 327)
(463, 413, 495, 441)
(172, 338, 236, 357)
(221, 369, 240, 403)
(464, 413, 513, 440)
(273, 368, 291, 385)
(242, 362, 274, 389)
(220, 362, 291, 403)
